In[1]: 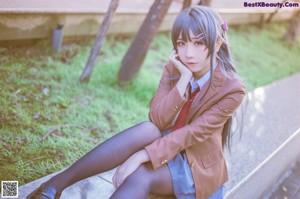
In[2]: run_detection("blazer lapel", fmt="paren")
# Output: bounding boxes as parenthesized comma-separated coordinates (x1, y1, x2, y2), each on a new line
(186, 64, 225, 122)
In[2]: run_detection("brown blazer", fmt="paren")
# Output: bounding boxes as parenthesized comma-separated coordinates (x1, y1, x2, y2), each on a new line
(145, 61, 246, 199)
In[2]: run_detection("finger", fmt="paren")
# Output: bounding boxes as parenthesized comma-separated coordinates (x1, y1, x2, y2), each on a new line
(169, 51, 177, 59)
(112, 167, 120, 188)
(115, 169, 125, 188)
(115, 178, 123, 189)
(169, 54, 177, 62)
(172, 53, 180, 60)
(173, 53, 179, 59)
(112, 171, 117, 188)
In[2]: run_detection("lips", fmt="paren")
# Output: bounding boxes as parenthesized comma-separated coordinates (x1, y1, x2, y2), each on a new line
(187, 62, 197, 66)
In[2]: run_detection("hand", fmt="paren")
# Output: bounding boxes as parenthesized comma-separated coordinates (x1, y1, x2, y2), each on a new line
(169, 50, 192, 79)
(112, 149, 150, 189)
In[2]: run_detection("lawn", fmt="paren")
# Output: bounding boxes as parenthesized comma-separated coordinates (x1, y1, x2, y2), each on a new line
(0, 22, 299, 185)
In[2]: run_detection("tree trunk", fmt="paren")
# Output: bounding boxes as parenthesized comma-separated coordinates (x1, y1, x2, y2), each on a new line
(182, 0, 192, 10)
(266, 0, 287, 23)
(80, 0, 120, 83)
(118, 0, 173, 83)
(284, 9, 300, 45)
(198, 0, 212, 6)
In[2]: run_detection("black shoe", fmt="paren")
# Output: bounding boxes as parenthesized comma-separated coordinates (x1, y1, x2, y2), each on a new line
(26, 182, 60, 199)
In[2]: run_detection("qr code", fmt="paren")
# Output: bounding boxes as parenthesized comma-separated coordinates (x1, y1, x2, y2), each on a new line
(1, 181, 18, 198)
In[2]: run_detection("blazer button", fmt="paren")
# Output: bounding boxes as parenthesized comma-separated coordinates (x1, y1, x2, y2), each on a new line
(173, 106, 179, 112)
(160, 159, 168, 165)
(190, 161, 195, 168)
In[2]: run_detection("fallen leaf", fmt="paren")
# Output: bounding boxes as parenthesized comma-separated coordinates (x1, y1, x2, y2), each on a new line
(33, 112, 40, 120)
(43, 87, 50, 96)
(282, 186, 287, 192)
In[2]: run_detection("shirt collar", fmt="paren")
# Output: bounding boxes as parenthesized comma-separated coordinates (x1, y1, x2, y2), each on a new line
(189, 62, 218, 93)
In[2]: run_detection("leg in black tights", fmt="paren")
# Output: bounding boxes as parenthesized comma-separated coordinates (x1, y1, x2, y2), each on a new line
(110, 162, 175, 199)
(38, 121, 162, 197)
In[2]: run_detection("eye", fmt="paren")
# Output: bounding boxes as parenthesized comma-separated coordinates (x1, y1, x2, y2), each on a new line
(176, 41, 185, 47)
(194, 41, 204, 46)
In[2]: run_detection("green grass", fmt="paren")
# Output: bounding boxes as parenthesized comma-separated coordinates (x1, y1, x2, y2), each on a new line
(0, 22, 299, 185)
(230, 23, 300, 90)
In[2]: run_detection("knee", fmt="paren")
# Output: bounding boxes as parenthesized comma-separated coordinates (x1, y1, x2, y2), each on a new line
(140, 121, 161, 137)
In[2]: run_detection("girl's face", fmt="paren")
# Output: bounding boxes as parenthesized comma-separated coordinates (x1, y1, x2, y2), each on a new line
(176, 31, 211, 80)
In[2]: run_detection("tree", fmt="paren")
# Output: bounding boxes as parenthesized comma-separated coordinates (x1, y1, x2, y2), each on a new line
(118, 0, 173, 83)
(80, 0, 120, 83)
(266, 0, 287, 23)
(181, 0, 212, 10)
(198, 0, 212, 6)
(284, 9, 300, 45)
(182, 0, 192, 10)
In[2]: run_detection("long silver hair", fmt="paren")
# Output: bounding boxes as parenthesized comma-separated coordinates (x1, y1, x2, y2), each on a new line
(171, 6, 243, 151)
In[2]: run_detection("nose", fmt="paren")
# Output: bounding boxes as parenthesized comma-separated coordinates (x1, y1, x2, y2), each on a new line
(185, 44, 194, 58)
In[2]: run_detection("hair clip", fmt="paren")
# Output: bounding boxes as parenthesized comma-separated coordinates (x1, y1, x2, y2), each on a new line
(221, 20, 228, 32)
(195, 33, 205, 40)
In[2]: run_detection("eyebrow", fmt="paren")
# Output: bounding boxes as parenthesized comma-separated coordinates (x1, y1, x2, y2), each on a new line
(177, 37, 204, 41)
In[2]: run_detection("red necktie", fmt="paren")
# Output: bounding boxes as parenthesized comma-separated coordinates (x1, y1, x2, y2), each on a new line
(171, 85, 200, 132)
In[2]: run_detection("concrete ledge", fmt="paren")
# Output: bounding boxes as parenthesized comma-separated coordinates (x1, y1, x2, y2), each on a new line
(18, 167, 175, 199)
(224, 127, 300, 199)
(18, 168, 116, 199)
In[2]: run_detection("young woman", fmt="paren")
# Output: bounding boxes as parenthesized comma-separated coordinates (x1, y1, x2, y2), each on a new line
(27, 6, 245, 199)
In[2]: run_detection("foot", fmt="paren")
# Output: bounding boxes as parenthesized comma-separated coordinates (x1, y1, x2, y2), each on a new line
(26, 183, 61, 199)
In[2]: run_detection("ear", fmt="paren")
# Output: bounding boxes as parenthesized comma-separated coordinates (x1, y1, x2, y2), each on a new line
(215, 37, 224, 53)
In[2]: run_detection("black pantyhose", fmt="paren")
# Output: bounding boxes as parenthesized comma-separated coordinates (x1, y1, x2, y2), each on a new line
(39, 121, 173, 198)
(110, 163, 174, 199)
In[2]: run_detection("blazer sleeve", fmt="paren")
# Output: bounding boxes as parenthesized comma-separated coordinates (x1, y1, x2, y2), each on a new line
(148, 61, 186, 130)
(145, 87, 246, 170)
